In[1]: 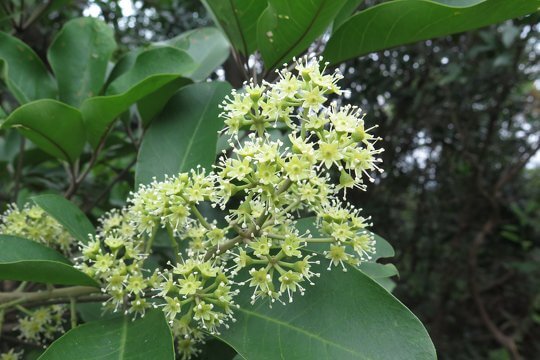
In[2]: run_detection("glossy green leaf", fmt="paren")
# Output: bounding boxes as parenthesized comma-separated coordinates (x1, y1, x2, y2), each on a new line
(81, 47, 195, 148)
(2, 99, 85, 163)
(257, 0, 348, 72)
(324, 0, 540, 64)
(107, 46, 194, 95)
(137, 77, 192, 126)
(32, 194, 95, 244)
(333, 0, 364, 30)
(159, 27, 230, 81)
(39, 310, 174, 360)
(218, 257, 435, 359)
(137, 28, 228, 123)
(0, 32, 57, 104)
(47, 18, 116, 107)
(0, 235, 98, 286)
(135, 81, 231, 186)
(202, 0, 267, 55)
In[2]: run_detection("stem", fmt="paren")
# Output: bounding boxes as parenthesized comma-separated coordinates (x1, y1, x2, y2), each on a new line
(64, 126, 112, 199)
(190, 204, 212, 230)
(0, 309, 4, 340)
(83, 157, 137, 212)
(70, 297, 77, 328)
(204, 235, 242, 261)
(0, 286, 99, 310)
(305, 237, 334, 243)
(145, 224, 159, 254)
(166, 224, 180, 263)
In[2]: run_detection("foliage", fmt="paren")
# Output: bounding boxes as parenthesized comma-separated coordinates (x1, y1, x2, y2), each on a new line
(0, 0, 538, 359)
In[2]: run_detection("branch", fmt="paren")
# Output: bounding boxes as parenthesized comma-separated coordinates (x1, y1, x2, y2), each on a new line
(0, 286, 99, 310)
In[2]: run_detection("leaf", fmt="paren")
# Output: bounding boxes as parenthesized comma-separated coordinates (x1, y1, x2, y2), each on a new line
(202, 0, 267, 55)
(39, 310, 174, 360)
(135, 81, 231, 186)
(106, 47, 194, 95)
(324, 0, 540, 64)
(218, 257, 435, 359)
(137, 77, 192, 126)
(257, 0, 348, 72)
(0, 32, 57, 104)
(32, 194, 95, 244)
(159, 27, 230, 81)
(47, 18, 116, 107)
(333, 0, 365, 31)
(81, 47, 195, 148)
(2, 99, 85, 163)
(0, 235, 98, 286)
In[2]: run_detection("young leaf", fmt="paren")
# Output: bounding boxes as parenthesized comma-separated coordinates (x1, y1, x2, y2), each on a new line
(257, 0, 348, 72)
(156, 27, 230, 81)
(39, 310, 175, 360)
(32, 194, 95, 244)
(324, 0, 540, 64)
(81, 46, 195, 148)
(48, 17, 116, 107)
(218, 258, 435, 359)
(135, 81, 231, 186)
(0, 235, 98, 287)
(2, 99, 85, 163)
(202, 0, 267, 55)
(0, 32, 57, 104)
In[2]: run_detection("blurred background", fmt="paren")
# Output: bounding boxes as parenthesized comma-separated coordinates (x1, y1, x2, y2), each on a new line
(0, 1, 538, 358)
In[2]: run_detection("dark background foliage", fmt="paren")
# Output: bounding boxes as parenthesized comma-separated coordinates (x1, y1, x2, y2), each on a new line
(0, 1, 538, 359)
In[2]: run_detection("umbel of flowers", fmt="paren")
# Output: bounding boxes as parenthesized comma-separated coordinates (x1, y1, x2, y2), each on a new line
(0, 57, 383, 360)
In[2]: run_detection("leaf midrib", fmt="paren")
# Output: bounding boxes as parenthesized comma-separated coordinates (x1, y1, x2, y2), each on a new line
(236, 307, 369, 358)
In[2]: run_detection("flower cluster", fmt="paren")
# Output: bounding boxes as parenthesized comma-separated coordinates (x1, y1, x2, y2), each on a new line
(78, 209, 153, 315)
(0, 203, 75, 255)
(0, 349, 22, 360)
(77, 56, 383, 358)
(16, 305, 66, 344)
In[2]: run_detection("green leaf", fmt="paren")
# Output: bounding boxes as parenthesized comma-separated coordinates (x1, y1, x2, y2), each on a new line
(0, 32, 57, 104)
(2, 99, 85, 163)
(218, 258, 435, 359)
(137, 77, 192, 126)
(107, 47, 194, 95)
(47, 17, 116, 107)
(32, 194, 95, 244)
(202, 0, 267, 55)
(0, 235, 98, 286)
(135, 81, 231, 186)
(159, 27, 230, 81)
(333, 0, 364, 31)
(257, 0, 348, 72)
(81, 47, 195, 148)
(324, 0, 540, 64)
(39, 310, 174, 360)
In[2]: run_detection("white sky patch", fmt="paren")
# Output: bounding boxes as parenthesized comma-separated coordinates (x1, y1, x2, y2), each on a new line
(118, 0, 135, 17)
(82, 3, 101, 17)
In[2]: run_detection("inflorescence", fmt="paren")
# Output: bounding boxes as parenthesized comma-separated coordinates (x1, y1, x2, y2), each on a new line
(0, 57, 383, 360)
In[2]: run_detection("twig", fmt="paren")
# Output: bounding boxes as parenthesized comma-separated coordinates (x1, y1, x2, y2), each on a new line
(82, 157, 137, 212)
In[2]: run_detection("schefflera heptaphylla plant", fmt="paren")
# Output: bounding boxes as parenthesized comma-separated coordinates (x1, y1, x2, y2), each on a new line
(77, 56, 383, 359)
